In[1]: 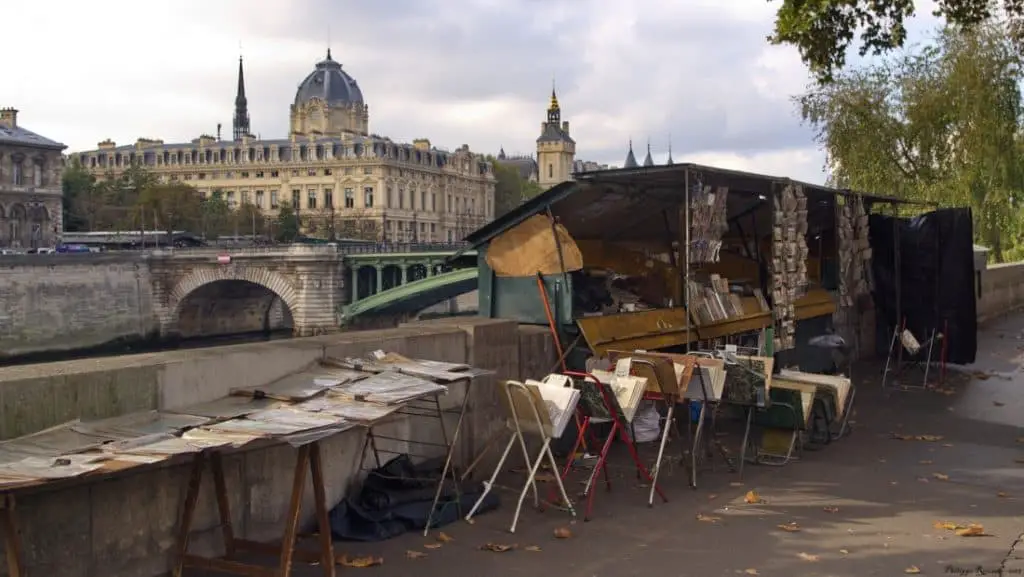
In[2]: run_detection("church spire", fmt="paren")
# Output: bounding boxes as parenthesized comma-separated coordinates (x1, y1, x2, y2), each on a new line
(547, 80, 561, 125)
(623, 139, 638, 169)
(642, 139, 654, 167)
(233, 55, 251, 141)
(667, 134, 674, 165)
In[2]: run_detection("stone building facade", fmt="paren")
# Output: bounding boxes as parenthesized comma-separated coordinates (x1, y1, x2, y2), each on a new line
(73, 51, 495, 243)
(0, 108, 66, 249)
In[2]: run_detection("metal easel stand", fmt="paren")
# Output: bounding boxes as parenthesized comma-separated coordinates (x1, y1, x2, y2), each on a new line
(881, 319, 942, 392)
(465, 381, 575, 534)
(558, 372, 665, 521)
(1, 493, 23, 577)
(348, 381, 474, 539)
(624, 357, 681, 504)
(173, 445, 336, 577)
(744, 401, 803, 467)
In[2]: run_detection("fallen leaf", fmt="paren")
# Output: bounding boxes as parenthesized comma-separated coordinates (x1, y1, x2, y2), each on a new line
(917, 434, 943, 441)
(534, 473, 557, 483)
(840, 549, 850, 555)
(524, 545, 542, 552)
(823, 506, 839, 513)
(933, 473, 950, 481)
(696, 513, 722, 523)
(777, 522, 801, 532)
(480, 543, 517, 552)
(998, 492, 1010, 498)
(975, 372, 991, 380)
(904, 565, 921, 574)
(934, 520, 962, 531)
(942, 443, 954, 447)
(919, 460, 933, 465)
(994, 401, 1005, 407)
(553, 527, 573, 539)
(341, 555, 383, 568)
(437, 532, 454, 543)
(744, 490, 764, 504)
(744, 569, 759, 575)
(406, 550, 427, 559)
(955, 524, 989, 537)
(423, 543, 443, 550)
(730, 482, 744, 487)
(797, 552, 820, 562)
(708, 494, 718, 500)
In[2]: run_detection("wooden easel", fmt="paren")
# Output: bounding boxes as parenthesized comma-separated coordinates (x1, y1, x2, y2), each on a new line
(173, 443, 336, 577)
(1, 493, 23, 577)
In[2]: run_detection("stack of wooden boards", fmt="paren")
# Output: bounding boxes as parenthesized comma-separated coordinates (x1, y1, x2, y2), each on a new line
(771, 183, 810, 351)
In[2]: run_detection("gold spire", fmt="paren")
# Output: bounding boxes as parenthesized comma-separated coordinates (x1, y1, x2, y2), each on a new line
(549, 79, 560, 111)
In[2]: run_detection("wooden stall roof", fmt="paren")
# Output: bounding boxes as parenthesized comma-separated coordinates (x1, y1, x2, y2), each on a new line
(457, 163, 932, 259)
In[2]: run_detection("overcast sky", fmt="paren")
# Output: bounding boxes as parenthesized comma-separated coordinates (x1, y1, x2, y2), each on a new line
(3, 0, 941, 184)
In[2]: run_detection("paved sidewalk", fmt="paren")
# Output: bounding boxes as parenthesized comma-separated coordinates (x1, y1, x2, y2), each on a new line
(209, 315, 1024, 577)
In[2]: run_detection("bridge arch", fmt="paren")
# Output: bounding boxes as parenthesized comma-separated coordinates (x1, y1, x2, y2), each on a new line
(163, 267, 300, 338)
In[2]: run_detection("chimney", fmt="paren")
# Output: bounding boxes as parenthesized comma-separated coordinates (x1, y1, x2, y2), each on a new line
(0, 108, 18, 128)
(217, 123, 222, 141)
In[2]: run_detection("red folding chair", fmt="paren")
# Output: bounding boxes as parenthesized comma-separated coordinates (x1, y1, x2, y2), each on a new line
(543, 371, 666, 521)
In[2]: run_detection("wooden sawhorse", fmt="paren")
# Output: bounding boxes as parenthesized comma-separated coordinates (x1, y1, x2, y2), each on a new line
(173, 442, 336, 577)
(1, 492, 24, 577)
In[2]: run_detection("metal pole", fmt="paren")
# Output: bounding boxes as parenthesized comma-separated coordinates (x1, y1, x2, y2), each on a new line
(684, 168, 691, 352)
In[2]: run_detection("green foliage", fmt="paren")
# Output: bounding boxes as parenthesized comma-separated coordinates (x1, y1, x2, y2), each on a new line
(274, 204, 300, 243)
(490, 156, 546, 217)
(61, 159, 94, 232)
(770, 0, 1024, 84)
(798, 22, 1024, 260)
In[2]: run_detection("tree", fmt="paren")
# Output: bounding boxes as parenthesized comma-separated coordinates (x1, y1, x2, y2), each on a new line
(61, 160, 96, 232)
(770, 0, 1024, 83)
(138, 182, 203, 236)
(275, 205, 300, 243)
(234, 202, 265, 239)
(491, 162, 524, 218)
(798, 23, 1024, 260)
(200, 189, 230, 238)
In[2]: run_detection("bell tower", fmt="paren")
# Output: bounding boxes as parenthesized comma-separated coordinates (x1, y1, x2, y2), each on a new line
(536, 84, 576, 190)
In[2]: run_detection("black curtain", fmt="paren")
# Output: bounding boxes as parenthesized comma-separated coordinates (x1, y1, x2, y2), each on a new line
(868, 207, 977, 364)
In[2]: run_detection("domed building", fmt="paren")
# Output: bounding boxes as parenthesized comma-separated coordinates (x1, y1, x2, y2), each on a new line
(74, 51, 495, 243)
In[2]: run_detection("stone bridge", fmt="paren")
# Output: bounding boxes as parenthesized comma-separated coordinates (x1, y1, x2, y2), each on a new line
(0, 243, 474, 357)
(148, 245, 343, 338)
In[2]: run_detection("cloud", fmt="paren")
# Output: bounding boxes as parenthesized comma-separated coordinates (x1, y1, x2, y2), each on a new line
(2, 0, 935, 185)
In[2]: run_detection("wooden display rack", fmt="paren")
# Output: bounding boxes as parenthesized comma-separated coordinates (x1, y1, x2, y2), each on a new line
(173, 444, 336, 577)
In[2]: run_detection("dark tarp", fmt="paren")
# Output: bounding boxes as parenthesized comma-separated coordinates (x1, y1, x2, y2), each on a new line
(869, 208, 977, 364)
(329, 454, 499, 542)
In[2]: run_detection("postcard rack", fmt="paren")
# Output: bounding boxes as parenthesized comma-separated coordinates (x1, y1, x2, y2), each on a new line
(549, 371, 664, 521)
(465, 379, 576, 533)
(174, 443, 336, 577)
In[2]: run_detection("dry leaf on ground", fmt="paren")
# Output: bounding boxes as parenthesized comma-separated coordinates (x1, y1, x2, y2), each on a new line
(839, 549, 850, 555)
(480, 543, 517, 552)
(708, 494, 718, 500)
(893, 433, 943, 441)
(994, 401, 1006, 407)
(998, 492, 1010, 498)
(955, 524, 989, 537)
(534, 473, 556, 483)
(744, 569, 759, 575)
(905, 565, 921, 574)
(797, 552, 820, 562)
(935, 520, 961, 531)
(525, 545, 542, 552)
(405, 550, 426, 559)
(730, 482, 744, 487)
(423, 543, 443, 550)
(436, 532, 454, 543)
(744, 490, 764, 504)
(341, 555, 383, 568)
(697, 513, 722, 523)
(823, 506, 839, 513)
(933, 473, 950, 481)
(553, 527, 573, 539)
(777, 522, 801, 532)
(942, 443, 954, 447)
